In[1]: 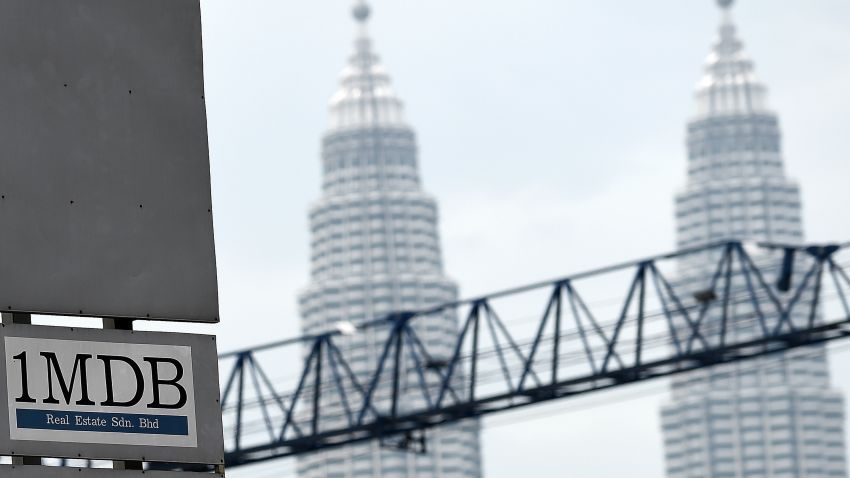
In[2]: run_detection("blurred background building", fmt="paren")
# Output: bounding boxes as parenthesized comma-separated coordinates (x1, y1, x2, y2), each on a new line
(660, 1, 847, 476)
(185, 0, 850, 474)
(296, 2, 482, 477)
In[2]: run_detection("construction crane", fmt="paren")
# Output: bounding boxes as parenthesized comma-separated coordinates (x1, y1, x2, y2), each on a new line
(187, 240, 850, 469)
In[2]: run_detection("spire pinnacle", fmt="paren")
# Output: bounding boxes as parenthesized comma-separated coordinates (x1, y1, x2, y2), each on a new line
(327, 0, 407, 131)
(692, 0, 769, 118)
(352, 1, 371, 23)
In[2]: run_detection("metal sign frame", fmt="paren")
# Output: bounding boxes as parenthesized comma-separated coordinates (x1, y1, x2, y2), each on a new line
(0, 0, 219, 323)
(0, 465, 222, 477)
(0, 324, 224, 465)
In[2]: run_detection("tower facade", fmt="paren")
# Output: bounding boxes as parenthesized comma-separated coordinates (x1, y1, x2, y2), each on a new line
(661, 2, 846, 477)
(297, 3, 482, 477)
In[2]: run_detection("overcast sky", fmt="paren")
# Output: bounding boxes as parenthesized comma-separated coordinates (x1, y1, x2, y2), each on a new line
(140, 0, 850, 476)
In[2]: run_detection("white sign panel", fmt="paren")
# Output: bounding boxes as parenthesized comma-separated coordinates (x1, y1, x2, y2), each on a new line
(0, 325, 223, 464)
(5, 337, 197, 448)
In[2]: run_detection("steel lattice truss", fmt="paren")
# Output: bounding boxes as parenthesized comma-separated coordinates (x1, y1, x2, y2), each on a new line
(217, 240, 850, 468)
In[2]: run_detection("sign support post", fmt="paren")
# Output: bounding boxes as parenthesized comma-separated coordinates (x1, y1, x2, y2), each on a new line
(102, 318, 144, 472)
(1, 312, 41, 467)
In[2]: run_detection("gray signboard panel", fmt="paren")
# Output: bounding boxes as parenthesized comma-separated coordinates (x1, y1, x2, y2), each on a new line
(0, 465, 221, 478)
(0, 0, 218, 323)
(0, 325, 224, 465)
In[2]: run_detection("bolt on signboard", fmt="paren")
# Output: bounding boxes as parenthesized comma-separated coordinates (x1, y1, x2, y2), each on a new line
(0, 325, 224, 464)
(0, 0, 219, 323)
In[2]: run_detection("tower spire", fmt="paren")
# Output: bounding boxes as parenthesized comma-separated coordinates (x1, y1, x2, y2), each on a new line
(352, 0, 370, 24)
(326, 0, 407, 131)
(692, 0, 768, 117)
(717, 0, 734, 26)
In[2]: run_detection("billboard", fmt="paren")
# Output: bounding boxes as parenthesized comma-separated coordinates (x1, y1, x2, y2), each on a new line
(0, 0, 218, 322)
(0, 324, 224, 464)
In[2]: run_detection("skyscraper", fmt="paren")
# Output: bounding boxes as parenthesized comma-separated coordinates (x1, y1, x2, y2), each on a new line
(661, 1, 847, 477)
(297, 2, 482, 477)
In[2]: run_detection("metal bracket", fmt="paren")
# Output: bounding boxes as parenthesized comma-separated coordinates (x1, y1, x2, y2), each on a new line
(380, 430, 428, 454)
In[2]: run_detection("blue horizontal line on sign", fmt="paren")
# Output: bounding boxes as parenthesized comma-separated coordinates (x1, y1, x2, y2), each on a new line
(15, 408, 189, 436)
